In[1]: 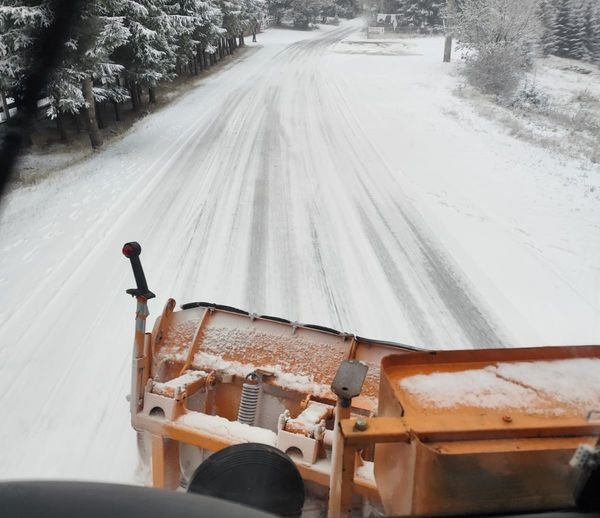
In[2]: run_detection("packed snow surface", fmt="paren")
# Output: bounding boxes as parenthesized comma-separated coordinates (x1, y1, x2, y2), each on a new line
(0, 20, 599, 483)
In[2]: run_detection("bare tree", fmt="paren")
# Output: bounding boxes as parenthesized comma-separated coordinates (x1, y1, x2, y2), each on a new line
(454, 0, 540, 97)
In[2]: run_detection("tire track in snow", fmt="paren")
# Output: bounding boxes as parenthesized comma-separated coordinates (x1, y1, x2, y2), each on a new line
(394, 201, 503, 347)
(244, 83, 300, 315)
(0, 20, 510, 482)
(316, 59, 506, 347)
(355, 205, 437, 342)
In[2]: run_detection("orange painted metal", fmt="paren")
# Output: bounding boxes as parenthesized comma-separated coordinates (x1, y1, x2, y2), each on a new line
(152, 298, 176, 357)
(340, 416, 600, 444)
(340, 446, 358, 514)
(151, 373, 210, 399)
(373, 345, 600, 516)
(340, 417, 409, 446)
(178, 307, 212, 376)
(150, 305, 422, 397)
(133, 300, 600, 516)
(132, 299, 415, 508)
(151, 435, 180, 490)
(160, 419, 379, 497)
(164, 421, 236, 452)
(328, 403, 352, 518)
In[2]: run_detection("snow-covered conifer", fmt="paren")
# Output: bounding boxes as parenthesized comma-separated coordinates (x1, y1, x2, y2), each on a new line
(400, 0, 444, 31)
(581, 0, 600, 62)
(265, 0, 291, 25)
(45, 0, 130, 147)
(565, 0, 586, 60)
(538, 0, 558, 55)
(289, 0, 321, 29)
(111, 0, 174, 109)
(0, 1, 50, 118)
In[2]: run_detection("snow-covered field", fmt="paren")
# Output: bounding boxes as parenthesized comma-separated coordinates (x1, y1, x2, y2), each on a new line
(1, 19, 599, 482)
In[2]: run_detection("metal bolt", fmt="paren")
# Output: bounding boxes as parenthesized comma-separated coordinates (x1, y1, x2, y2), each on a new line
(354, 417, 368, 432)
(502, 415, 512, 423)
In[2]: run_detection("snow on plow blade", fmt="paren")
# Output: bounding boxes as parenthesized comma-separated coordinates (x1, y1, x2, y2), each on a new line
(130, 299, 422, 491)
(129, 299, 600, 516)
(124, 246, 600, 516)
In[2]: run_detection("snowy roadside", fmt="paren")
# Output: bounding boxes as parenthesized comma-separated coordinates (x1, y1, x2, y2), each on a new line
(0, 22, 358, 483)
(0, 20, 598, 486)
(457, 54, 600, 167)
(9, 45, 261, 190)
(326, 35, 600, 344)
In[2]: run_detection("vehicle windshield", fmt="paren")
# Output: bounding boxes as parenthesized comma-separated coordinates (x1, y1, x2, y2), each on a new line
(1, 0, 599, 515)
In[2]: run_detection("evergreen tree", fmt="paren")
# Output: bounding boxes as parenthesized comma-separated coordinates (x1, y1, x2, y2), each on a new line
(373, 0, 444, 31)
(334, 0, 357, 18)
(165, 0, 220, 76)
(46, 0, 130, 147)
(265, 0, 290, 25)
(537, 0, 558, 55)
(581, 0, 600, 62)
(0, 1, 49, 119)
(219, 0, 243, 39)
(554, 0, 572, 57)
(240, 0, 263, 32)
(553, 0, 590, 60)
(566, 0, 586, 59)
(319, 0, 336, 22)
(289, 0, 321, 28)
(112, 0, 175, 110)
(401, 0, 444, 31)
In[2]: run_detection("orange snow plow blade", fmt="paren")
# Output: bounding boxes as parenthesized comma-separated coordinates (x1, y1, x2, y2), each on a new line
(340, 346, 600, 516)
(129, 296, 600, 516)
(130, 300, 421, 502)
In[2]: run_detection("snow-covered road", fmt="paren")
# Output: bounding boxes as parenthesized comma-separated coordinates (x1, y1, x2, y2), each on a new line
(1, 20, 598, 482)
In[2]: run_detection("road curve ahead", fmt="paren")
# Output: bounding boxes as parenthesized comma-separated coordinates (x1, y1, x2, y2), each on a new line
(0, 20, 506, 482)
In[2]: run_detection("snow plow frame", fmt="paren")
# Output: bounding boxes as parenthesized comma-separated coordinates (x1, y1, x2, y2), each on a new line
(129, 293, 422, 498)
(124, 243, 600, 516)
(334, 346, 600, 515)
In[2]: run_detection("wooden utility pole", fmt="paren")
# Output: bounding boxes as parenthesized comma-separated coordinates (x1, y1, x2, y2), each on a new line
(443, 0, 456, 63)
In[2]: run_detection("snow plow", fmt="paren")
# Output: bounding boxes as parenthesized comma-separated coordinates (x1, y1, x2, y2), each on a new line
(124, 242, 600, 516)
